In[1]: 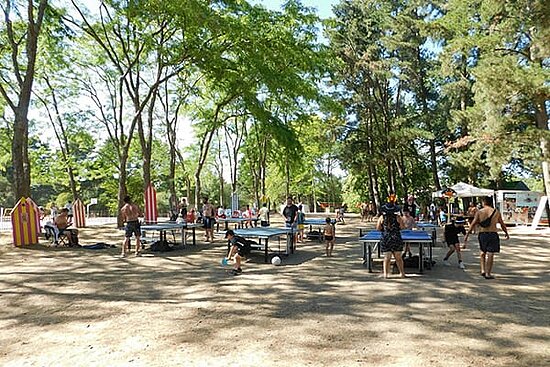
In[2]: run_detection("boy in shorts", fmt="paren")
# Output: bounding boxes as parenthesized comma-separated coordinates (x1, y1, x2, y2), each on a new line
(225, 230, 251, 275)
(324, 217, 335, 256)
(443, 216, 466, 269)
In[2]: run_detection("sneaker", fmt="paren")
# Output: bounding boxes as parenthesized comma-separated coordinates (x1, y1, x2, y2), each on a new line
(459, 262, 465, 269)
(236, 267, 243, 273)
(230, 269, 240, 276)
(443, 260, 450, 266)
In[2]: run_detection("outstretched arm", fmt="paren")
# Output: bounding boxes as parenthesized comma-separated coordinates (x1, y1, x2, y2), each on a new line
(498, 213, 510, 240)
(464, 213, 480, 242)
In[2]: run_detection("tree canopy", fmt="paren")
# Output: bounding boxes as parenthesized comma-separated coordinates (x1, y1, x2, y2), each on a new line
(0, 0, 547, 215)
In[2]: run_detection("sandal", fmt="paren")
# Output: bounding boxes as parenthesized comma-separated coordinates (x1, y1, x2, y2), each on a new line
(484, 275, 495, 280)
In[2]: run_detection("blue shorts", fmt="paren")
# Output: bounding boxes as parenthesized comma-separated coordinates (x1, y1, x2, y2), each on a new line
(203, 217, 214, 229)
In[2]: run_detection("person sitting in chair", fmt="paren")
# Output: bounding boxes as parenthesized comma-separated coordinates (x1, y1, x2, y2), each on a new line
(54, 208, 78, 246)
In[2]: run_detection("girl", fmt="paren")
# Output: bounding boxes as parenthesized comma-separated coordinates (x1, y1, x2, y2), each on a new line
(376, 194, 406, 278)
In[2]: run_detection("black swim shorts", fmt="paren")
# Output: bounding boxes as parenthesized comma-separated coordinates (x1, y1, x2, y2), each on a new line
(478, 232, 500, 253)
(125, 220, 141, 238)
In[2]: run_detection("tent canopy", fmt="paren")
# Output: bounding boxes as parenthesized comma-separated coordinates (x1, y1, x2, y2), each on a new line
(432, 182, 494, 198)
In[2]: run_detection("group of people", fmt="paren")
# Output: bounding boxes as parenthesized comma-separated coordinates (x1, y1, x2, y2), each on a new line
(376, 194, 509, 279)
(120, 192, 510, 281)
(223, 197, 338, 275)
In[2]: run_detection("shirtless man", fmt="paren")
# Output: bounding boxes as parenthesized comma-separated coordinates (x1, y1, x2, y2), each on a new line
(464, 196, 509, 279)
(55, 208, 78, 246)
(120, 195, 142, 257)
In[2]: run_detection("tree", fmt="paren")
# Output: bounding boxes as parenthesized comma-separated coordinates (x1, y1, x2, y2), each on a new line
(0, 0, 49, 200)
(441, 0, 550, 195)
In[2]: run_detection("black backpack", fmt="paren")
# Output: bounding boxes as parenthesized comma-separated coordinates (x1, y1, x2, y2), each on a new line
(150, 240, 173, 252)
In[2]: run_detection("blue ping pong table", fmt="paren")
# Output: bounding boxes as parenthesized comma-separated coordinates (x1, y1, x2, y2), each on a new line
(217, 217, 259, 231)
(140, 222, 202, 246)
(304, 218, 335, 230)
(359, 230, 433, 273)
(416, 222, 438, 243)
(233, 227, 294, 263)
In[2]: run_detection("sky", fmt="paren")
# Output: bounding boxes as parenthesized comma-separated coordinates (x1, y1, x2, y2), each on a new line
(251, 0, 338, 19)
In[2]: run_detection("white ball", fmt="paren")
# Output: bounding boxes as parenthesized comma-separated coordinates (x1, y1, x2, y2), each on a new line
(271, 256, 282, 266)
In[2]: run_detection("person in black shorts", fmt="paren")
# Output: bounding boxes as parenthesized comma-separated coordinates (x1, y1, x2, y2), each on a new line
(324, 217, 335, 256)
(202, 197, 215, 242)
(443, 216, 466, 269)
(464, 196, 509, 279)
(225, 230, 251, 275)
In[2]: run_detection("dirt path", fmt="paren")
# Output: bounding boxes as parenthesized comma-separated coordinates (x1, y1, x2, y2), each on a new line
(0, 216, 549, 366)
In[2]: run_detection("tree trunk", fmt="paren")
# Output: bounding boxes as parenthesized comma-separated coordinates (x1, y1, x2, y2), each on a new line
(194, 170, 202, 211)
(168, 126, 177, 211)
(7, 0, 49, 200)
(117, 158, 129, 228)
(217, 136, 225, 207)
(429, 139, 441, 190)
(12, 111, 31, 199)
(285, 154, 291, 198)
(372, 164, 381, 212)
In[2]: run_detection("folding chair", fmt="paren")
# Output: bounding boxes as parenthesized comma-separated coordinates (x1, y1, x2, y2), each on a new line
(44, 223, 70, 246)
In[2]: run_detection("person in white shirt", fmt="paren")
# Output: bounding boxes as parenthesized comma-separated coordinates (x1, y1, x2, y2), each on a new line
(258, 203, 269, 227)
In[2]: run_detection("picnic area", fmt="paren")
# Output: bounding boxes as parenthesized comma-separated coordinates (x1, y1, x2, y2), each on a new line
(1, 215, 549, 367)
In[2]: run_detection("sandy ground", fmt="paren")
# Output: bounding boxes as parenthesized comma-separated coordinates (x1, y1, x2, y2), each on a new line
(0, 215, 549, 367)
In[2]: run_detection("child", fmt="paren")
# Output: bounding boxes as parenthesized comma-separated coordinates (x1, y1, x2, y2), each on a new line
(296, 205, 306, 243)
(324, 217, 335, 256)
(443, 216, 466, 269)
(225, 230, 251, 275)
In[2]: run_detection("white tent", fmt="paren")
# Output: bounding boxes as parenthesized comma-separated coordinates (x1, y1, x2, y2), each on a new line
(432, 182, 494, 198)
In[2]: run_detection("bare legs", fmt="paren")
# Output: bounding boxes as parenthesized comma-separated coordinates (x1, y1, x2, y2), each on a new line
(382, 251, 406, 278)
(121, 236, 141, 257)
(122, 238, 130, 257)
(325, 240, 334, 257)
(135, 235, 141, 255)
(480, 251, 495, 277)
(444, 244, 462, 263)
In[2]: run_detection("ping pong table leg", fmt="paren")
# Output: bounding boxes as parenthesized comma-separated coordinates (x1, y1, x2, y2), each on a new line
(264, 238, 269, 263)
(419, 243, 424, 273)
(192, 227, 196, 245)
(368, 245, 372, 273)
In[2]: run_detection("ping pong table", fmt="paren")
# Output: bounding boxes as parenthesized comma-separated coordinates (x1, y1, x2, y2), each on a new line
(217, 217, 259, 231)
(303, 218, 335, 242)
(140, 222, 202, 246)
(232, 227, 294, 263)
(304, 218, 335, 230)
(416, 222, 438, 243)
(359, 230, 433, 273)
